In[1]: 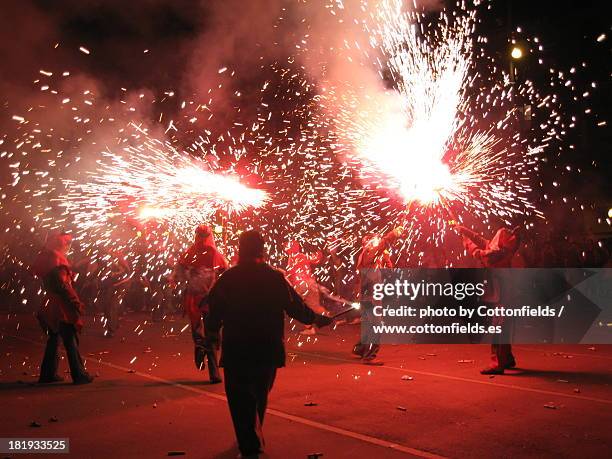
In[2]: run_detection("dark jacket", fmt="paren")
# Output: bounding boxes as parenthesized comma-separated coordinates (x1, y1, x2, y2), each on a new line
(206, 261, 316, 368)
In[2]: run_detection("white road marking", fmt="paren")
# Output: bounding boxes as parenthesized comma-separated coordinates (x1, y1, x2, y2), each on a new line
(295, 350, 612, 405)
(3, 332, 445, 459)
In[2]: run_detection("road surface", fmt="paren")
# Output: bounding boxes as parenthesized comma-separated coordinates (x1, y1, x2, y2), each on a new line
(1, 311, 610, 458)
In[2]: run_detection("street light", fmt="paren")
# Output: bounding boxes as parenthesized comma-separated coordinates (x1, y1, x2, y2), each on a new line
(511, 46, 523, 59)
(607, 207, 612, 219)
(509, 44, 524, 84)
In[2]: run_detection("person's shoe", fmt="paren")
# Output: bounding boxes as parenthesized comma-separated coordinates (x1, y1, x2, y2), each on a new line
(38, 375, 64, 384)
(362, 358, 384, 366)
(210, 377, 223, 384)
(299, 327, 316, 336)
(352, 344, 363, 357)
(505, 357, 517, 369)
(480, 366, 504, 375)
(238, 451, 263, 459)
(73, 373, 94, 385)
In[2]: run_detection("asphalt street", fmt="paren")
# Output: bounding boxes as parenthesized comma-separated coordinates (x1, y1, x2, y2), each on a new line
(1, 311, 610, 458)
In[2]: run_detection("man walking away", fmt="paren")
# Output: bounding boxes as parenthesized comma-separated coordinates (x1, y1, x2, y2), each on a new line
(207, 230, 332, 458)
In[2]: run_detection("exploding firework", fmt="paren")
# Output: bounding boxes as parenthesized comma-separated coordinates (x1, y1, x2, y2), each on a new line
(309, 0, 545, 256)
(51, 121, 270, 287)
(61, 122, 268, 236)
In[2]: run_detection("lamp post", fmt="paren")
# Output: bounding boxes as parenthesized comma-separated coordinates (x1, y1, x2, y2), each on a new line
(509, 44, 523, 83)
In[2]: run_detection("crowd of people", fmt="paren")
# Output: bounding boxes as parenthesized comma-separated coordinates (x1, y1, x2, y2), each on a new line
(29, 227, 334, 458)
(0, 221, 609, 458)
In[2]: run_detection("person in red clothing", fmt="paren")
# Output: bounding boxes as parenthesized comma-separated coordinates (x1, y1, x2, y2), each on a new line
(284, 240, 323, 311)
(284, 240, 325, 336)
(453, 224, 522, 375)
(171, 224, 228, 383)
(352, 226, 403, 365)
(32, 231, 93, 385)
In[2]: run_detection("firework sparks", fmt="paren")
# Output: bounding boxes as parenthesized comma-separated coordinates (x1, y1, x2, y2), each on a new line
(294, 0, 550, 257)
(0, 0, 604, 311)
(60, 125, 268, 230)
(53, 121, 269, 273)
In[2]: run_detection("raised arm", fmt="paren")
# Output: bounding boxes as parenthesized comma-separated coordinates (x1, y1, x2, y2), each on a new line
(455, 225, 489, 250)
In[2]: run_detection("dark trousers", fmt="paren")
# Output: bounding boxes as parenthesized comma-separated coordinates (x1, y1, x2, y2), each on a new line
(489, 314, 515, 369)
(353, 301, 380, 360)
(491, 343, 514, 368)
(192, 312, 221, 381)
(224, 365, 277, 456)
(40, 322, 88, 382)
